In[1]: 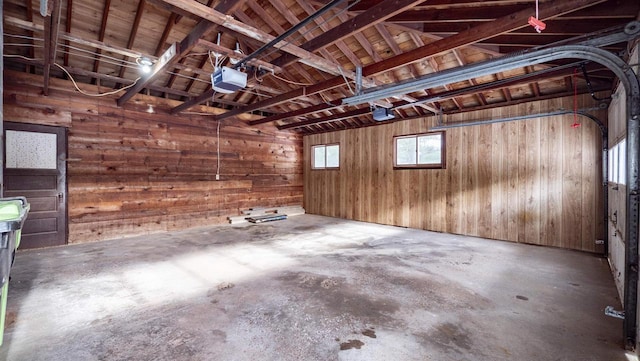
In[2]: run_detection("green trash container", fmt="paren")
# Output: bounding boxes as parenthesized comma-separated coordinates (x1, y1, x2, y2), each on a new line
(0, 197, 30, 347)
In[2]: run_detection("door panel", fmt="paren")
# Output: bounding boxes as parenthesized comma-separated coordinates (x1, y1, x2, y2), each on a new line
(3, 122, 67, 248)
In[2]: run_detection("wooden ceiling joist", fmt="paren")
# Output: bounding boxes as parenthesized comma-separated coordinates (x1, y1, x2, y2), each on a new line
(42, 0, 61, 95)
(117, 0, 245, 106)
(115, 0, 147, 83)
(159, 0, 361, 80)
(363, 0, 606, 75)
(4, 0, 633, 135)
(90, 0, 111, 85)
(271, 0, 426, 69)
(272, 61, 606, 129)
(211, 0, 605, 122)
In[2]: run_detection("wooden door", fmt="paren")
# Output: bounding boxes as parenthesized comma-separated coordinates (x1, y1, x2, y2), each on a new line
(3, 122, 67, 248)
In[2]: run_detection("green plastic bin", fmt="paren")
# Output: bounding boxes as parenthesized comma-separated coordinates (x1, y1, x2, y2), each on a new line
(0, 197, 30, 347)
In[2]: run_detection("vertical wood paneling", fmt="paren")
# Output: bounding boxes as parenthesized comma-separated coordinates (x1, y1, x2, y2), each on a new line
(477, 122, 492, 238)
(582, 116, 596, 251)
(446, 128, 463, 235)
(506, 105, 520, 243)
(490, 117, 508, 241)
(562, 114, 583, 250)
(305, 94, 604, 252)
(516, 107, 527, 243)
(546, 98, 563, 247)
(5, 71, 303, 244)
(524, 112, 541, 245)
(463, 125, 477, 236)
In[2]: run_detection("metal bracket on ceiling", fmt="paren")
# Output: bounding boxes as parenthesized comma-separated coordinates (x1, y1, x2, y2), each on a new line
(355, 66, 363, 96)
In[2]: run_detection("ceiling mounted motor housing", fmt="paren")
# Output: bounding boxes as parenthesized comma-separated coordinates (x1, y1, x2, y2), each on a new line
(212, 67, 248, 94)
(372, 107, 395, 121)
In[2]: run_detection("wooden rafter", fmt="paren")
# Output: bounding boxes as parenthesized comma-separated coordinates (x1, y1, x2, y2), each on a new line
(90, 0, 111, 85)
(3, 0, 632, 136)
(43, 0, 61, 95)
(25, 0, 35, 73)
(6, 16, 148, 60)
(155, 13, 179, 57)
(115, 0, 147, 85)
(363, 0, 606, 75)
(290, 0, 362, 67)
(217, 0, 604, 122)
(62, 0, 72, 68)
(404, 31, 462, 110)
(451, 50, 487, 106)
(117, 0, 244, 106)
(377, 24, 439, 113)
(159, 0, 361, 79)
(271, 0, 426, 69)
(161, 0, 215, 97)
(269, 61, 606, 129)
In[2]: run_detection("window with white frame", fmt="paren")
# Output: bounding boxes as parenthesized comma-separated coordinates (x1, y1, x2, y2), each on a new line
(394, 132, 445, 169)
(618, 139, 626, 185)
(608, 147, 614, 183)
(608, 139, 627, 185)
(312, 144, 340, 169)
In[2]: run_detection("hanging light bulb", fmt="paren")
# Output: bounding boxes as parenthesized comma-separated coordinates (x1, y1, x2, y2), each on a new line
(137, 57, 154, 74)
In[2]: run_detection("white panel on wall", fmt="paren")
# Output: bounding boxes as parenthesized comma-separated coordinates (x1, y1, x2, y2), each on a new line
(619, 138, 626, 185)
(5, 130, 57, 169)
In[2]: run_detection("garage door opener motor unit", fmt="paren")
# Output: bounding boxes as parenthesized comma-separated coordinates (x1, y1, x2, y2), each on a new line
(372, 107, 395, 121)
(211, 66, 247, 94)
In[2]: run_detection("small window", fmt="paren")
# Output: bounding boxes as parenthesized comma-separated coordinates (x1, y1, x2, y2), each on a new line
(394, 132, 445, 169)
(611, 145, 619, 184)
(608, 148, 614, 183)
(619, 139, 626, 185)
(312, 144, 340, 169)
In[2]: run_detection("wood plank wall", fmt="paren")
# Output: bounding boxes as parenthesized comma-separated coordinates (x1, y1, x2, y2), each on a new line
(304, 94, 607, 252)
(3, 71, 303, 243)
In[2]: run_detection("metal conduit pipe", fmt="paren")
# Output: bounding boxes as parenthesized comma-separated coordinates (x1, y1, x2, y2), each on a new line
(430, 108, 609, 259)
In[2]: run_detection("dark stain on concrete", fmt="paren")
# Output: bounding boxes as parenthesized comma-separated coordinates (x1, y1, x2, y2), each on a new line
(340, 339, 364, 350)
(516, 295, 529, 301)
(210, 329, 227, 343)
(416, 322, 473, 354)
(278, 271, 400, 323)
(362, 328, 376, 338)
(430, 251, 448, 258)
(293, 225, 322, 232)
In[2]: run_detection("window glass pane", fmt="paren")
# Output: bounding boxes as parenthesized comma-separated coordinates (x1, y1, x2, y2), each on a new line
(608, 149, 614, 182)
(313, 146, 326, 169)
(396, 137, 417, 165)
(417, 134, 442, 164)
(612, 145, 618, 183)
(326, 145, 340, 168)
(619, 139, 626, 185)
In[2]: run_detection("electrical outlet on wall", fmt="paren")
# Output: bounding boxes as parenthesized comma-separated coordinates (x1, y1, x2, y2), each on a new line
(215, 174, 220, 181)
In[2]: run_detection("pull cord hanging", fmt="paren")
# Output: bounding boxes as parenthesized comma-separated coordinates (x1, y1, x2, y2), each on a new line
(528, 0, 546, 33)
(572, 68, 581, 128)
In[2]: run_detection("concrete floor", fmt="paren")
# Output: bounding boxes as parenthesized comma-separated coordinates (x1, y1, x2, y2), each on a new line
(0, 214, 629, 360)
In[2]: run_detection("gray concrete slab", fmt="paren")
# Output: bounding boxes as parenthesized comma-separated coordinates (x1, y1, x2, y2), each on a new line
(0, 215, 630, 360)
